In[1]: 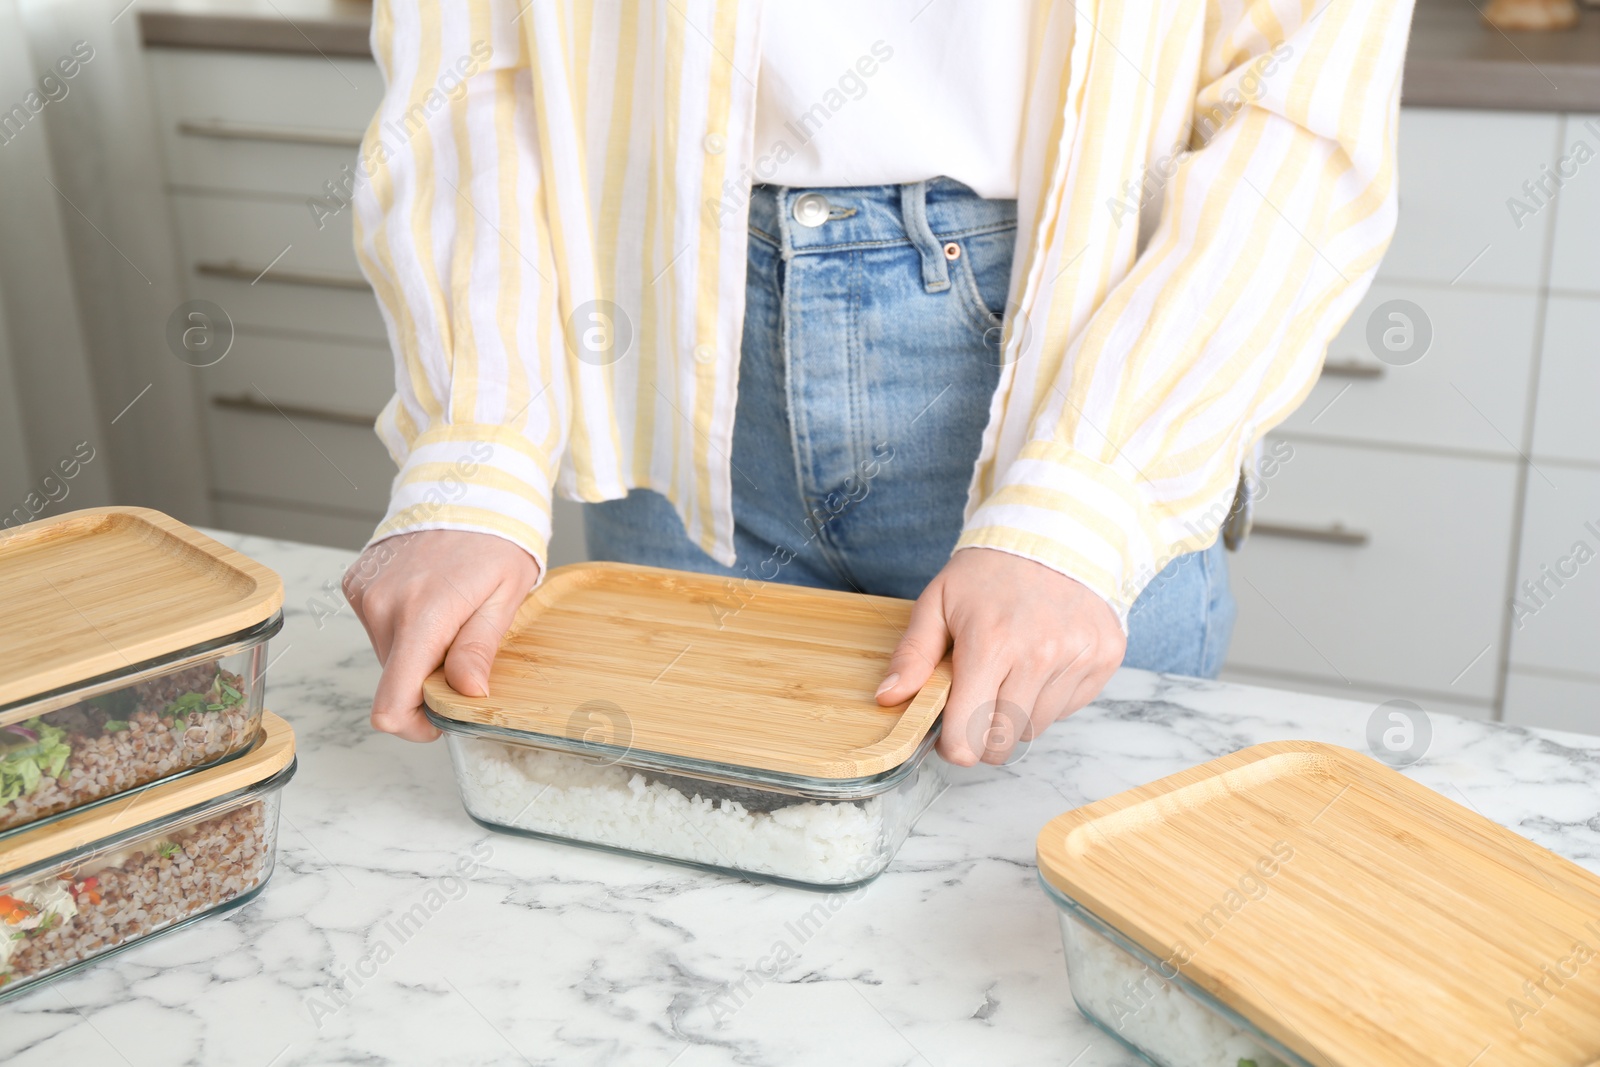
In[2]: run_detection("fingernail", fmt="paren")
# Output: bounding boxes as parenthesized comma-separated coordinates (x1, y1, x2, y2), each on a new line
(874, 673, 900, 698)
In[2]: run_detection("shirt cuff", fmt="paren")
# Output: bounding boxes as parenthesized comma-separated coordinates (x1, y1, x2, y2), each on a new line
(955, 440, 1168, 631)
(367, 423, 557, 570)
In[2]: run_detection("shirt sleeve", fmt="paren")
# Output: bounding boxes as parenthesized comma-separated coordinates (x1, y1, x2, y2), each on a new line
(353, 0, 567, 567)
(957, 0, 1414, 627)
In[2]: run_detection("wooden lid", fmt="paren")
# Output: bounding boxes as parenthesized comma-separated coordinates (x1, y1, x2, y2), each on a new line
(0, 711, 294, 876)
(0, 507, 284, 709)
(423, 562, 951, 779)
(1037, 740, 1600, 1066)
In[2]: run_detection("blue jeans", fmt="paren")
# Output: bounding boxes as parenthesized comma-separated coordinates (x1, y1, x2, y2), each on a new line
(586, 178, 1235, 678)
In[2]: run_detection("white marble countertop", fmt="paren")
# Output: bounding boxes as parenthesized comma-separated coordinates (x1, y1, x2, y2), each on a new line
(4, 532, 1599, 1066)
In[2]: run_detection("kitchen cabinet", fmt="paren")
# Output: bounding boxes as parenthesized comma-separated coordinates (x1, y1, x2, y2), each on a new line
(1504, 671, 1600, 736)
(148, 48, 378, 199)
(1379, 109, 1558, 290)
(1507, 465, 1600, 682)
(146, 47, 391, 546)
(1230, 107, 1600, 735)
(1549, 114, 1600, 293)
(1226, 440, 1517, 703)
(1533, 295, 1600, 467)
(1280, 281, 1539, 455)
(142, 45, 587, 562)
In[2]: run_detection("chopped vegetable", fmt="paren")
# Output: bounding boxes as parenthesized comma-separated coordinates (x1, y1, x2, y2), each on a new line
(0, 896, 34, 925)
(1, 665, 255, 832)
(68, 877, 101, 907)
(0, 719, 72, 807)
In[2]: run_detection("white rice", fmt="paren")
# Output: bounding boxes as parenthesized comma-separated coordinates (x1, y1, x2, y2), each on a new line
(1060, 911, 1289, 1067)
(450, 737, 945, 886)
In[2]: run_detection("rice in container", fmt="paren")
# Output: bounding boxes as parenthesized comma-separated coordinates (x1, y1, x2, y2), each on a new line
(424, 562, 951, 891)
(0, 507, 283, 837)
(1035, 740, 1600, 1067)
(0, 710, 295, 999)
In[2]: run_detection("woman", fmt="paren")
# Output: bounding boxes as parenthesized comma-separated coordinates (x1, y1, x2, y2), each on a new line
(342, 0, 1413, 765)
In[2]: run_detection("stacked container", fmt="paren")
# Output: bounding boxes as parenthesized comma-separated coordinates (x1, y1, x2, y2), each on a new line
(1036, 740, 1600, 1067)
(424, 562, 952, 891)
(0, 712, 295, 998)
(0, 507, 292, 998)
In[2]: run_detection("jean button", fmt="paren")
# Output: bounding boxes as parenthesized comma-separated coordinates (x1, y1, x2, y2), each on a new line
(792, 192, 830, 228)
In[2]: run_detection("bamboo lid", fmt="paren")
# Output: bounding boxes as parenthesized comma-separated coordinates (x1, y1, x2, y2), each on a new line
(0, 507, 284, 709)
(1037, 740, 1600, 1066)
(0, 711, 294, 877)
(423, 562, 951, 779)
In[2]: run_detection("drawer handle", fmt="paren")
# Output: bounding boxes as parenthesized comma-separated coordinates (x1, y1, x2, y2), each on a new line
(1321, 359, 1384, 380)
(196, 260, 371, 291)
(1249, 520, 1371, 547)
(177, 119, 364, 149)
(212, 393, 378, 428)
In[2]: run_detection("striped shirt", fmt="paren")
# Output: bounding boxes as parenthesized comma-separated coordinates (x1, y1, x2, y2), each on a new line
(353, 0, 1413, 625)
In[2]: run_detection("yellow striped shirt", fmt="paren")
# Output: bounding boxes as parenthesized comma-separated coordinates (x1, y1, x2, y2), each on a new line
(354, 0, 1413, 624)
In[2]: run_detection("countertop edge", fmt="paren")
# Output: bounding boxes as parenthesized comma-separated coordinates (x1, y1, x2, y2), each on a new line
(138, 10, 373, 58)
(1404, 57, 1600, 112)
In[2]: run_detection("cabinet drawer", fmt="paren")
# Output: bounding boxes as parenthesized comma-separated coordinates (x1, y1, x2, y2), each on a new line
(163, 131, 364, 200)
(187, 269, 387, 343)
(201, 332, 393, 420)
(1282, 282, 1537, 454)
(1549, 115, 1600, 293)
(1503, 671, 1600, 736)
(212, 496, 378, 551)
(1507, 464, 1600, 679)
(147, 49, 381, 135)
(173, 191, 365, 276)
(1531, 295, 1600, 465)
(148, 48, 381, 213)
(203, 406, 396, 515)
(172, 193, 385, 341)
(1226, 440, 1518, 700)
(1381, 109, 1558, 289)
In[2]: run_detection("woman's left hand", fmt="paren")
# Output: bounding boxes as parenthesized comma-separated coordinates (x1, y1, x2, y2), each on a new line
(874, 547, 1125, 766)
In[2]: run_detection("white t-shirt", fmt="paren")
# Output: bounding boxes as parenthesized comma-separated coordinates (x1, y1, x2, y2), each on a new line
(751, 2, 1036, 199)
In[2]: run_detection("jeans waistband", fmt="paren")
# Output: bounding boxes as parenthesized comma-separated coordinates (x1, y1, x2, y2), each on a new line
(748, 177, 1017, 294)
(749, 178, 1017, 253)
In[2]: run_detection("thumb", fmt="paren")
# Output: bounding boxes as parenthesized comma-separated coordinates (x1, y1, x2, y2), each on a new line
(877, 580, 949, 706)
(442, 577, 526, 698)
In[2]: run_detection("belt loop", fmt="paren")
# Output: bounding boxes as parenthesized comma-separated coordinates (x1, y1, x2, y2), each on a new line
(900, 180, 950, 293)
(773, 185, 797, 261)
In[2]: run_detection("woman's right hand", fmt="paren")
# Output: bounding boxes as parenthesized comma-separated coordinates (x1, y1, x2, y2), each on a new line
(343, 529, 541, 741)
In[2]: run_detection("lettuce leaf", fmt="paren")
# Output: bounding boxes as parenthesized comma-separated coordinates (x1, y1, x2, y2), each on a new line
(0, 719, 73, 805)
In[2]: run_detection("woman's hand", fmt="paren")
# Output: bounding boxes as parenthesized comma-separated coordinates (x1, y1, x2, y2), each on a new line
(343, 530, 541, 742)
(875, 547, 1125, 766)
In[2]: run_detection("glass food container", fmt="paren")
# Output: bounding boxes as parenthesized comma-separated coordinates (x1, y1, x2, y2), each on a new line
(0, 507, 284, 837)
(1035, 741, 1600, 1067)
(424, 562, 952, 891)
(0, 711, 295, 1000)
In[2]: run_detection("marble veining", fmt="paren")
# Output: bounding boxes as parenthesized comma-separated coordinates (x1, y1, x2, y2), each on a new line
(2, 533, 1597, 1066)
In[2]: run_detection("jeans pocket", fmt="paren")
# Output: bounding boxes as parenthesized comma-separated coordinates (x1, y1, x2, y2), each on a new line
(947, 225, 1016, 348)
